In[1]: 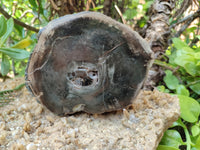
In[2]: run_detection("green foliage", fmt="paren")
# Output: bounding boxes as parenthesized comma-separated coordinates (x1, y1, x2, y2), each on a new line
(0, 47, 30, 60)
(191, 125, 200, 137)
(157, 145, 179, 150)
(179, 95, 200, 123)
(0, 17, 14, 47)
(164, 70, 179, 90)
(187, 77, 200, 95)
(163, 68, 200, 123)
(0, 15, 6, 37)
(0, 0, 53, 78)
(1, 54, 10, 76)
(172, 38, 200, 76)
(157, 38, 200, 150)
(0, 83, 25, 107)
(160, 130, 184, 148)
(124, 8, 137, 20)
(176, 85, 189, 96)
(0, 15, 31, 76)
(123, 0, 153, 27)
(29, 0, 37, 8)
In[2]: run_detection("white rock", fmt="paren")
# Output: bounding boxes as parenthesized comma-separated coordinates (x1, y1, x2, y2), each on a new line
(26, 143, 37, 150)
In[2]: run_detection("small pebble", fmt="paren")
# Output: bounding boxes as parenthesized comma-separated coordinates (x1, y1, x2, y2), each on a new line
(23, 122, 31, 132)
(25, 112, 32, 123)
(10, 143, 26, 150)
(26, 143, 37, 150)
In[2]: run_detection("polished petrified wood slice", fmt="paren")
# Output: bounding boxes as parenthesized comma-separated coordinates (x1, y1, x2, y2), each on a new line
(25, 11, 153, 116)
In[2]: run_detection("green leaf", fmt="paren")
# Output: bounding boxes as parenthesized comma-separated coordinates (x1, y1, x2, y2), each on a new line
(143, 1, 153, 10)
(157, 85, 166, 92)
(12, 38, 32, 49)
(129, 0, 139, 7)
(157, 85, 170, 93)
(186, 27, 197, 33)
(178, 95, 200, 123)
(171, 118, 185, 128)
(14, 24, 24, 38)
(29, 0, 38, 8)
(184, 62, 199, 76)
(172, 38, 191, 50)
(196, 35, 200, 40)
(190, 83, 200, 95)
(160, 130, 184, 148)
(164, 70, 179, 90)
(187, 77, 200, 95)
(194, 52, 200, 59)
(196, 61, 200, 66)
(0, 47, 30, 60)
(176, 85, 189, 96)
(174, 50, 194, 66)
(0, 15, 7, 37)
(165, 49, 171, 55)
(194, 135, 200, 149)
(173, 48, 200, 76)
(1, 54, 10, 76)
(191, 125, 200, 137)
(38, 0, 44, 15)
(91, 5, 103, 10)
(123, 9, 137, 20)
(157, 145, 179, 150)
(0, 18, 14, 47)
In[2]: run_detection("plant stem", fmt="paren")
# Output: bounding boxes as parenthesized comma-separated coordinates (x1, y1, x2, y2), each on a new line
(154, 59, 177, 71)
(0, 6, 39, 32)
(186, 80, 200, 87)
(179, 119, 195, 150)
(174, 9, 200, 37)
(0, 83, 25, 94)
(184, 127, 191, 150)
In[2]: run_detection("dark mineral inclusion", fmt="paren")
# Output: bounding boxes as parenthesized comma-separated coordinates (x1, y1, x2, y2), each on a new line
(25, 11, 153, 116)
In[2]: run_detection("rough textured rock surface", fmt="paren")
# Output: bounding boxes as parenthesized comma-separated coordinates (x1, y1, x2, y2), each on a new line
(0, 78, 180, 150)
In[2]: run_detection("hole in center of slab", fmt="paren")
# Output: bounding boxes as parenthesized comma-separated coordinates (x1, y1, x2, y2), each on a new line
(67, 66, 98, 87)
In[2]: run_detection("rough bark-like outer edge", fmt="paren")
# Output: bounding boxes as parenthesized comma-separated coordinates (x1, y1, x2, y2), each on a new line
(25, 11, 154, 115)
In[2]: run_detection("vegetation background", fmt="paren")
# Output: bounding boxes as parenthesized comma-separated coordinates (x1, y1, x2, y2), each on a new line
(0, 0, 200, 150)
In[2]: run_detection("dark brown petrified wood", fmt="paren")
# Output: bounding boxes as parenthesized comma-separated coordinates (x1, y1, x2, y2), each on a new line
(25, 11, 153, 116)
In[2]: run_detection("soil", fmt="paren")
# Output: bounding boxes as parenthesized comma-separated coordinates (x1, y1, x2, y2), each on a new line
(0, 77, 180, 150)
